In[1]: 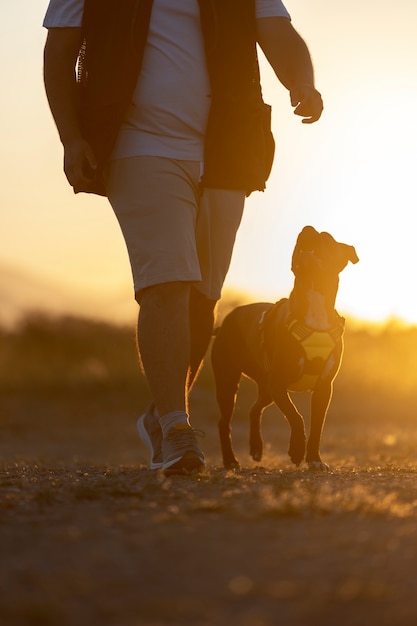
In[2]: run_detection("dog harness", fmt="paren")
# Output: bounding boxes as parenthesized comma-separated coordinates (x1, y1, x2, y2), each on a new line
(259, 300, 345, 392)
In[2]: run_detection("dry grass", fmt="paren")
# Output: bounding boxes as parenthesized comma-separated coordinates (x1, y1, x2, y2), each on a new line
(2, 312, 417, 625)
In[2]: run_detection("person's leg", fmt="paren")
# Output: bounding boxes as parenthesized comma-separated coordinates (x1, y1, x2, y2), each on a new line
(137, 281, 190, 417)
(137, 281, 205, 473)
(187, 188, 246, 389)
(106, 156, 205, 473)
(188, 288, 217, 391)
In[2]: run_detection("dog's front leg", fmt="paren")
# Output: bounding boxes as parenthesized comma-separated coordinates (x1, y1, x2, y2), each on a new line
(218, 417, 240, 469)
(272, 388, 306, 466)
(307, 381, 333, 471)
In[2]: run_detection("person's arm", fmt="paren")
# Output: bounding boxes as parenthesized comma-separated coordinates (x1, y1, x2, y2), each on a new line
(256, 17, 323, 124)
(44, 27, 97, 188)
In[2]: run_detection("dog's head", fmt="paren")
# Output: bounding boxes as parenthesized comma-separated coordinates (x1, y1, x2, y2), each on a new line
(291, 226, 359, 284)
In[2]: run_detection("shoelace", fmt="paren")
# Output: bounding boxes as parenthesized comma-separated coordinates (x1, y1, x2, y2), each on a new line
(165, 427, 205, 452)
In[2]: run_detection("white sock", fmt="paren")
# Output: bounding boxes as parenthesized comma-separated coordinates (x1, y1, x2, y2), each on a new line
(159, 411, 190, 437)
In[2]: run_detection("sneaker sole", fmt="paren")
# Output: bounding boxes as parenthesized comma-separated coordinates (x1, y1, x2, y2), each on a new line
(163, 450, 205, 476)
(137, 414, 163, 470)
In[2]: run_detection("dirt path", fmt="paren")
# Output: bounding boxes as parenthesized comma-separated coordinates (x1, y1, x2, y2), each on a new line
(2, 385, 417, 626)
(2, 456, 417, 623)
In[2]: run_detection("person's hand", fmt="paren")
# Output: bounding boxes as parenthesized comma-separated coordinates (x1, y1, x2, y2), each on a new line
(63, 138, 97, 189)
(290, 85, 323, 124)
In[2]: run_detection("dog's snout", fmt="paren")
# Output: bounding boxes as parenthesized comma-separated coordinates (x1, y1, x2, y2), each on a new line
(292, 249, 322, 273)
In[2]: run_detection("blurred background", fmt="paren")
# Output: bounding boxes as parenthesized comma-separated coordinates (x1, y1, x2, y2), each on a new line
(1, 1, 417, 468)
(2, 0, 417, 328)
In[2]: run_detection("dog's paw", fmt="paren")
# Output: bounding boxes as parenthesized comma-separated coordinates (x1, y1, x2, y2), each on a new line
(288, 430, 306, 466)
(250, 432, 264, 463)
(250, 445, 263, 463)
(223, 458, 241, 470)
(308, 461, 330, 472)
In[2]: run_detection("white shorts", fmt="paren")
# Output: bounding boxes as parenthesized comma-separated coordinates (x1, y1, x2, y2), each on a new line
(106, 156, 245, 300)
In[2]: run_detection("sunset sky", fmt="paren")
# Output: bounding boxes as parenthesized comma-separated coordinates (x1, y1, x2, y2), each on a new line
(2, 1, 417, 326)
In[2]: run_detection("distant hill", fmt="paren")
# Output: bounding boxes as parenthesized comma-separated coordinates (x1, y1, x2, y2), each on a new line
(0, 262, 137, 328)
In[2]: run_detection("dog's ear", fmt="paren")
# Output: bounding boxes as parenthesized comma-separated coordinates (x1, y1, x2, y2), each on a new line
(347, 245, 359, 265)
(291, 226, 319, 273)
(344, 245, 359, 265)
(338, 244, 359, 271)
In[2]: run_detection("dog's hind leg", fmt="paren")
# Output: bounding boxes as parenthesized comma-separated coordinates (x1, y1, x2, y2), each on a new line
(212, 342, 242, 467)
(212, 322, 245, 468)
(215, 372, 242, 469)
(249, 386, 272, 462)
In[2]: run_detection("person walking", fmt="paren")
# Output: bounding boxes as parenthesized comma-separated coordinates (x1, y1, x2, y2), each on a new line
(43, 0, 323, 475)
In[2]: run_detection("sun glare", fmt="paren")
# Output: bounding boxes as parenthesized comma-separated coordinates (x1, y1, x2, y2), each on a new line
(230, 77, 417, 327)
(326, 90, 417, 325)
(3, 2, 417, 330)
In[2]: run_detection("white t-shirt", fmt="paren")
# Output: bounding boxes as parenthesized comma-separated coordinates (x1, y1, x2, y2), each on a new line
(43, 0, 291, 161)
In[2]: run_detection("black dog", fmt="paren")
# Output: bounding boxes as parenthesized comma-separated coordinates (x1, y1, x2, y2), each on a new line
(211, 226, 359, 470)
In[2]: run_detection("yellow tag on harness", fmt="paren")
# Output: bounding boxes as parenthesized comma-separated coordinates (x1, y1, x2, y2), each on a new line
(287, 320, 340, 392)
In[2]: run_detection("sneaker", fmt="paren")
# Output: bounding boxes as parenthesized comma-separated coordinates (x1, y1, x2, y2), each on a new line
(162, 424, 205, 475)
(137, 404, 163, 469)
